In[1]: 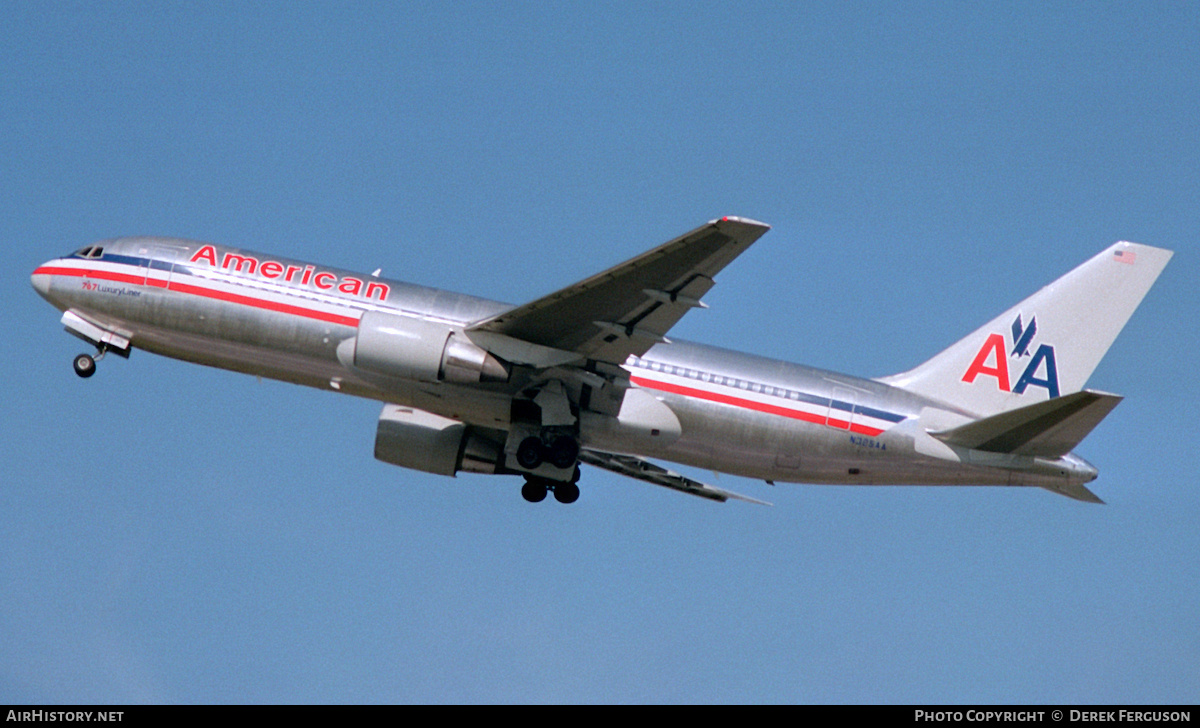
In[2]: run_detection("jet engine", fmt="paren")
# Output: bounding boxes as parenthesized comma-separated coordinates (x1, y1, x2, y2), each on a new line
(374, 405, 505, 476)
(340, 311, 509, 384)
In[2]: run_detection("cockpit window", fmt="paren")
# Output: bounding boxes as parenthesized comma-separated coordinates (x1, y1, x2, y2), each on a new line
(72, 246, 104, 259)
(89, 247, 104, 258)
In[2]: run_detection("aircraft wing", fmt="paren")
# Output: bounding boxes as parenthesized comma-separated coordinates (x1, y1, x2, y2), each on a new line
(465, 217, 770, 366)
(579, 450, 772, 505)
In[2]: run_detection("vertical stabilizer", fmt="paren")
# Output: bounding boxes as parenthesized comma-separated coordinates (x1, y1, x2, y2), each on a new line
(879, 242, 1171, 416)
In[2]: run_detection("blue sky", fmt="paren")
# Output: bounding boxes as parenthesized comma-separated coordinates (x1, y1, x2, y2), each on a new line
(3, 2, 1198, 704)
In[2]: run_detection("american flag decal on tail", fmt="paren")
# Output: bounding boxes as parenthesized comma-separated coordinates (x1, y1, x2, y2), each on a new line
(1113, 249, 1137, 265)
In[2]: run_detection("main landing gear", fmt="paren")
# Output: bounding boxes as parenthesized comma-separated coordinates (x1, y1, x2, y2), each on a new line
(515, 432, 582, 504)
(521, 470, 581, 505)
(516, 435, 580, 471)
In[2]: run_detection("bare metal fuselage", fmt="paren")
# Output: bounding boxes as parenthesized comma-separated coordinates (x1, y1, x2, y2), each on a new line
(32, 236, 1099, 499)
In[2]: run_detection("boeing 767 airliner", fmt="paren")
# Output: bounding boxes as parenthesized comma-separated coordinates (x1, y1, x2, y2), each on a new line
(31, 218, 1171, 505)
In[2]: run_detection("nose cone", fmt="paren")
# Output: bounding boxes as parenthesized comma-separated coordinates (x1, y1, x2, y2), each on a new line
(31, 263, 53, 300)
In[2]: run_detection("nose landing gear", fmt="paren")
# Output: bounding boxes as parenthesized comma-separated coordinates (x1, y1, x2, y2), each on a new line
(72, 353, 96, 378)
(72, 343, 116, 379)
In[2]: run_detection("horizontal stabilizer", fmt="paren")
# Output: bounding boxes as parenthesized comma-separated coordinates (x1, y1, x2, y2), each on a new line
(579, 450, 772, 505)
(931, 389, 1123, 458)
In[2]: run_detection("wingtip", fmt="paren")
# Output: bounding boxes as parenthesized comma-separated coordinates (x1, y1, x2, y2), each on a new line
(713, 216, 771, 231)
(713, 488, 774, 506)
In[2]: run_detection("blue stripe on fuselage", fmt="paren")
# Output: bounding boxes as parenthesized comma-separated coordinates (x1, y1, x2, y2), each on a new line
(628, 357, 907, 424)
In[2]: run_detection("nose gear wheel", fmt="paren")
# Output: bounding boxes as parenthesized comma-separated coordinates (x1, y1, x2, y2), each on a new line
(73, 353, 96, 378)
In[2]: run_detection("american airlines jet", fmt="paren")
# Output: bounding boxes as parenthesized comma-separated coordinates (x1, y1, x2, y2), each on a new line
(31, 219, 1171, 505)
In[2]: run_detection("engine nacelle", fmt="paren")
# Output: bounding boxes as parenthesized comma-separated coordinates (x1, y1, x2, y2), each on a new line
(340, 311, 509, 384)
(374, 405, 503, 476)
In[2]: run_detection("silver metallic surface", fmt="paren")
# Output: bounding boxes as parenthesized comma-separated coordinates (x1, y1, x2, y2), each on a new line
(32, 226, 1170, 504)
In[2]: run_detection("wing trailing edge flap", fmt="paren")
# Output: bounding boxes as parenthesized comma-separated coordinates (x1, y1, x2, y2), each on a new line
(466, 217, 771, 366)
(930, 389, 1123, 458)
(579, 450, 772, 505)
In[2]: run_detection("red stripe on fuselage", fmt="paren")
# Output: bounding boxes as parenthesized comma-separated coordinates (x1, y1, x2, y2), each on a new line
(34, 265, 144, 286)
(34, 265, 361, 328)
(630, 374, 886, 437)
(167, 280, 360, 327)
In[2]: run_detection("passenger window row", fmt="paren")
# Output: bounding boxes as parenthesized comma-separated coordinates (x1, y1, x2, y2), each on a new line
(629, 356, 804, 401)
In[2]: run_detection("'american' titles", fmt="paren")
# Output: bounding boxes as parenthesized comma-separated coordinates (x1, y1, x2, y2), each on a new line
(188, 245, 390, 301)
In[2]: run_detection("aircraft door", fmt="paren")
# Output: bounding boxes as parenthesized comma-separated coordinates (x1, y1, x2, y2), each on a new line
(827, 387, 856, 430)
(135, 243, 187, 289)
